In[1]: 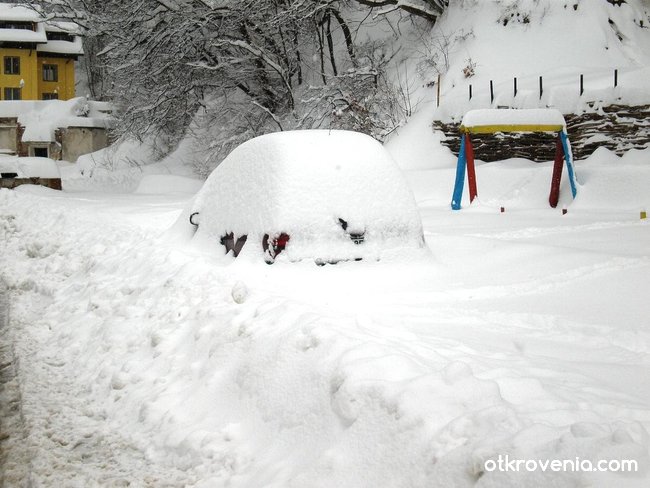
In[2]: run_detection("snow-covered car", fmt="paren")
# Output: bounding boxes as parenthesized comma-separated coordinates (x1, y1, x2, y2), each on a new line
(188, 130, 425, 264)
(0, 155, 60, 179)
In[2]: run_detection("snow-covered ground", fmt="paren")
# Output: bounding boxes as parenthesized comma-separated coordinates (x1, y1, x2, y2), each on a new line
(1, 1, 649, 486)
(1, 143, 649, 486)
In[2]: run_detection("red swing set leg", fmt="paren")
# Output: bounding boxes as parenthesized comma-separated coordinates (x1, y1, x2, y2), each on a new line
(465, 134, 478, 203)
(549, 135, 564, 208)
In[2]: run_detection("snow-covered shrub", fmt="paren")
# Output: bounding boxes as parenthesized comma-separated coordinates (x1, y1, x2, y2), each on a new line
(462, 57, 477, 78)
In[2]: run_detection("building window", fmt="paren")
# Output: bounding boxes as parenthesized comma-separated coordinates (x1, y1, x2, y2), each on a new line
(43, 64, 58, 82)
(33, 147, 49, 158)
(4, 88, 21, 100)
(46, 31, 75, 43)
(4, 56, 20, 75)
(0, 21, 34, 31)
(42, 93, 58, 100)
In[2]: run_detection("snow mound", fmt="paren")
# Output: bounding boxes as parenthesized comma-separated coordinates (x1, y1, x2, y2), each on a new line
(385, 102, 457, 171)
(76, 138, 154, 173)
(190, 130, 425, 262)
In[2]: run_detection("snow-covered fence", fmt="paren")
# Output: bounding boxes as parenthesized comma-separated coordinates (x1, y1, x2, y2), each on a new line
(464, 68, 630, 107)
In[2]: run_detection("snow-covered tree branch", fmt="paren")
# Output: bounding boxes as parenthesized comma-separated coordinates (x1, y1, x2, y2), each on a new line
(32, 0, 436, 171)
(352, 0, 448, 22)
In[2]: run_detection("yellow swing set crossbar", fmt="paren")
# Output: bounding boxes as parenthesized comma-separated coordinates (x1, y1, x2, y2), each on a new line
(460, 124, 565, 134)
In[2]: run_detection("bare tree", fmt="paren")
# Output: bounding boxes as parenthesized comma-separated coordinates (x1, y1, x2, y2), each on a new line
(34, 0, 445, 173)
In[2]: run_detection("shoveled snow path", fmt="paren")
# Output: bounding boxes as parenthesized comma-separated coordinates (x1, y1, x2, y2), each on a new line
(0, 189, 197, 486)
(1, 186, 649, 487)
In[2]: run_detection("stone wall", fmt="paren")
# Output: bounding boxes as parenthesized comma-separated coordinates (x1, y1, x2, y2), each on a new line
(434, 104, 650, 162)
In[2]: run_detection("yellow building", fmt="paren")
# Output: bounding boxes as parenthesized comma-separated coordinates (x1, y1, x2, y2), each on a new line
(0, 3, 82, 101)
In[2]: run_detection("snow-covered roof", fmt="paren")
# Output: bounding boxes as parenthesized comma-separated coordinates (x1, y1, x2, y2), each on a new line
(0, 28, 44, 43)
(0, 3, 82, 55)
(37, 36, 83, 56)
(39, 20, 83, 55)
(0, 3, 40, 22)
(0, 3, 45, 43)
(45, 20, 81, 35)
(460, 109, 567, 134)
(0, 22, 46, 43)
(192, 130, 424, 262)
(0, 98, 112, 143)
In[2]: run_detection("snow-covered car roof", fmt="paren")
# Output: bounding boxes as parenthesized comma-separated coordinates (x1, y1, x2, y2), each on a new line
(191, 130, 425, 263)
(0, 155, 60, 178)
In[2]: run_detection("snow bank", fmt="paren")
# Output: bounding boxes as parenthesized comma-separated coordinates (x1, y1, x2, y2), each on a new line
(69, 137, 204, 193)
(191, 130, 425, 262)
(385, 101, 457, 171)
(76, 138, 156, 174)
(572, 147, 650, 210)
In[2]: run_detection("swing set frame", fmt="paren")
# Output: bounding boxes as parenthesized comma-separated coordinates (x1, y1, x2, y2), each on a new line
(451, 109, 578, 210)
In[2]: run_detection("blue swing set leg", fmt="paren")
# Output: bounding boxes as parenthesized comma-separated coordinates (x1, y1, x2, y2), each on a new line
(451, 136, 466, 210)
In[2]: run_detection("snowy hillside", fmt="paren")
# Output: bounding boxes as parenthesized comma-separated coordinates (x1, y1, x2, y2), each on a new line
(424, 0, 650, 115)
